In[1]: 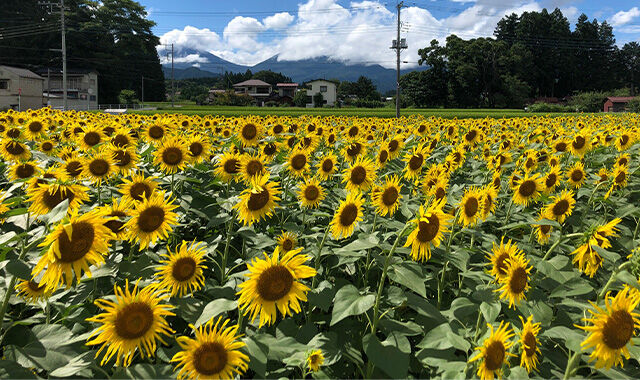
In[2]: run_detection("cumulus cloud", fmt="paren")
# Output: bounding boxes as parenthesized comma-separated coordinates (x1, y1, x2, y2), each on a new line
(263, 12, 294, 29)
(158, 26, 221, 52)
(610, 7, 640, 27)
(160, 53, 210, 65)
(223, 16, 265, 51)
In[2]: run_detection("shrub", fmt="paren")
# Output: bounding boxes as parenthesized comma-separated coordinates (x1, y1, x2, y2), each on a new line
(313, 92, 324, 108)
(569, 91, 607, 112)
(627, 97, 640, 112)
(293, 90, 307, 107)
(527, 102, 572, 113)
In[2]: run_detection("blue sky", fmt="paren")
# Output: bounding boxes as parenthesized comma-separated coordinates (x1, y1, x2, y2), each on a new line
(142, 0, 640, 68)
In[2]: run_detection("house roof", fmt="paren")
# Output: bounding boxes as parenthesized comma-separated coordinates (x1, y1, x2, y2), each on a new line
(606, 96, 636, 103)
(0, 65, 43, 80)
(306, 79, 339, 85)
(35, 67, 98, 75)
(276, 83, 298, 87)
(209, 89, 227, 94)
(233, 79, 271, 87)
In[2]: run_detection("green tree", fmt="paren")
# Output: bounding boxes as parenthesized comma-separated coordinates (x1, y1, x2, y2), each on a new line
(313, 92, 324, 108)
(620, 42, 640, 96)
(293, 90, 308, 107)
(118, 89, 138, 104)
(252, 71, 292, 87)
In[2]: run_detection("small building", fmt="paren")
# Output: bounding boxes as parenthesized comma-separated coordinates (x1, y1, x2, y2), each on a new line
(233, 79, 272, 106)
(305, 79, 338, 107)
(603, 97, 636, 112)
(276, 83, 298, 98)
(0, 65, 44, 111)
(36, 68, 98, 110)
(208, 89, 227, 103)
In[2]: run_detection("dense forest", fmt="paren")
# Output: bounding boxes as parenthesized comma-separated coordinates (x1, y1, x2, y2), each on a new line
(0, 0, 165, 103)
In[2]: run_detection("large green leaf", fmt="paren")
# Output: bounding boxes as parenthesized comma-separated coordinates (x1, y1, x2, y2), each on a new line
(330, 284, 375, 326)
(362, 333, 409, 378)
(388, 261, 427, 297)
(195, 298, 237, 327)
(243, 335, 269, 378)
(417, 322, 470, 352)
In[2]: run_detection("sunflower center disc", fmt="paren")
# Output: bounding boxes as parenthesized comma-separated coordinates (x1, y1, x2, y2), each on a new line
(162, 147, 183, 166)
(291, 154, 306, 170)
(282, 239, 293, 251)
(84, 132, 101, 146)
(104, 211, 126, 234)
(382, 187, 399, 206)
(350, 166, 366, 185)
(41, 142, 53, 151)
(464, 197, 479, 217)
(6, 141, 25, 155)
(246, 160, 263, 176)
(304, 186, 319, 201)
(552, 199, 570, 216)
(115, 302, 154, 340)
(148, 126, 164, 139)
(28, 121, 43, 132)
(571, 170, 583, 182)
(58, 222, 95, 263)
(89, 159, 109, 176)
(418, 125, 426, 133)
(348, 126, 358, 137)
(113, 134, 129, 148)
(615, 172, 626, 184)
(263, 143, 276, 156)
(7, 128, 20, 138)
(417, 215, 440, 242)
(465, 129, 477, 141)
(247, 188, 270, 211)
(322, 160, 334, 173)
(242, 124, 257, 140)
(346, 143, 361, 157)
(540, 224, 551, 234)
(484, 341, 505, 371)
(189, 142, 203, 156)
(523, 332, 537, 357)
(573, 136, 585, 149)
(172, 257, 197, 281)
(66, 161, 83, 177)
(409, 154, 424, 170)
(602, 310, 634, 349)
(509, 267, 528, 294)
(495, 253, 510, 276)
(435, 187, 446, 200)
(388, 140, 399, 152)
(619, 157, 628, 166)
(130, 182, 152, 201)
(339, 204, 358, 226)
(545, 174, 557, 188)
(556, 142, 567, 151)
(379, 150, 388, 164)
(16, 164, 35, 179)
(518, 180, 536, 197)
(27, 280, 45, 292)
(194, 342, 228, 375)
(257, 265, 294, 301)
(273, 124, 283, 134)
(138, 206, 165, 233)
(620, 135, 629, 146)
(114, 150, 131, 166)
(224, 159, 239, 174)
(43, 187, 75, 210)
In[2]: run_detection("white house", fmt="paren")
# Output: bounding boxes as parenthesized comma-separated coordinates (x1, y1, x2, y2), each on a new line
(305, 79, 338, 107)
(233, 79, 272, 106)
(0, 66, 44, 111)
(37, 68, 98, 110)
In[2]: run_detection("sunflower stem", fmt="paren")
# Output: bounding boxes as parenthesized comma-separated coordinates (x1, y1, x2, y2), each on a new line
(0, 213, 30, 332)
(562, 351, 581, 380)
(437, 261, 450, 310)
(633, 217, 639, 240)
(504, 199, 513, 224)
(311, 225, 330, 289)
(220, 217, 234, 284)
(363, 213, 378, 286)
(541, 231, 564, 261)
(597, 261, 632, 303)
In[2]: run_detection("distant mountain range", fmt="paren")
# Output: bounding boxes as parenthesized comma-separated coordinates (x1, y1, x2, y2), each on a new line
(161, 49, 426, 92)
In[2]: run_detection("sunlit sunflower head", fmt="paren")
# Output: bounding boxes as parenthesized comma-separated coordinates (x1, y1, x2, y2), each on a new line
(144, 123, 168, 144)
(1, 139, 31, 162)
(496, 251, 532, 308)
(155, 240, 207, 297)
(372, 175, 402, 217)
(61, 156, 85, 180)
(298, 177, 325, 209)
(543, 165, 562, 194)
(512, 172, 544, 206)
(239, 153, 269, 186)
(342, 156, 377, 193)
(99, 198, 130, 240)
(27, 182, 90, 216)
(38, 139, 56, 155)
(317, 154, 338, 180)
(605, 165, 629, 199)
(32, 209, 114, 291)
(480, 184, 498, 220)
(237, 246, 316, 327)
(578, 287, 640, 369)
(615, 153, 630, 168)
(287, 149, 310, 177)
(82, 151, 115, 184)
(124, 191, 179, 250)
(233, 173, 281, 226)
(261, 141, 279, 158)
(238, 122, 263, 147)
(534, 211, 553, 245)
(342, 140, 367, 163)
(8, 161, 41, 182)
(78, 125, 106, 151)
(615, 130, 633, 151)
(120, 173, 159, 204)
(469, 321, 515, 380)
(404, 197, 452, 262)
(86, 279, 175, 367)
(110, 127, 137, 149)
(214, 150, 241, 183)
(518, 315, 541, 373)
(185, 134, 210, 164)
(544, 189, 575, 224)
(154, 136, 189, 174)
(386, 137, 404, 159)
(521, 151, 538, 173)
(330, 191, 364, 239)
(16, 279, 52, 304)
(376, 145, 391, 167)
(171, 316, 249, 380)
(592, 217, 622, 249)
(459, 186, 484, 227)
(566, 161, 587, 188)
(569, 132, 591, 157)
(570, 242, 603, 278)
(307, 349, 325, 372)
(24, 119, 46, 140)
(487, 237, 522, 283)
(276, 231, 298, 253)
(110, 146, 139, 176)
(403, 144, 428, 180)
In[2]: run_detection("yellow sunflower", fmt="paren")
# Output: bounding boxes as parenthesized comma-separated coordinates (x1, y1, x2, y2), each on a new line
(111, 146, 139, 177)
(512, 173, 544, 206)
(61, 157, 85, 180)
(32, 209, 114, 291)
(39, 139, 56, 154)
(287, 149, 310, 177)
(171, 316, 249, 380)
(16, 279, 52, 303)
(99, 198, 130, 240)
(307, 349, 325, 372)
(469, 321, 515, 380)
(544, 189, 576, 224)
(239, 153, 269, 186)
(534, 211, 553, 245)
(330, 191, 364, 239)
(234, 173, 280, 226)
(238, 122, 263, 147)
(569, 132, 591, 157)
(486, 237, 522, 283)
(214, 151, 241, 183)
(154, 136, 189, 174)
(459, 186, 484, 227)
(78, 125, 106, 151)
(578, 287, 640, 369)
(27, 182, 89, 216)
(605, 165, 629, 199)
(125, 191, 179, 250)
(155, 241, 207, 297)
(518, 315, 541, 373)
(403, 144, 428, 180)
(342, 157, 377, 193)
(86, 279, 175, 367)
(480, 184, 498, 220)
(8, 161, 41, 182)
(83, 151, 115, 184)
(276, 231, 298, 253)
(566, 161, 587, 188)
(371, 175, 402, 216)
(298, 177, 325, 209)
(317, 154, 338, 181)
(404, 197, 452, 262)
(496, 251, 532, 308)
(237, 247, 316, 327)
(23, 119, 46, 140)
(119, 173, 159, 204)
(543, 165, 562, 194)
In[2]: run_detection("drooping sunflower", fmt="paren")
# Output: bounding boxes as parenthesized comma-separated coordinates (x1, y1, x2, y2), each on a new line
(238, 122, 263, 147)
(27, 182, 89, 216)
(233, 173, 280, 226)
(307, 349, 325, 373)
(487, 237, 522, 283)
(298, 177, 325, 209)
(287, 149, 310, 178)
(459, 186, 484, 227)
(469, 321, 515, 380)
(86, 279, 175, 367)
(330, 191, 364, 239)
(544, 189, 575, 224)
(605, 165, 629, 199)
(342, 156, 377, 193)
(496, 251, 532, 308)
(578, 287, 640, 369)
(8, 161, 41, 182)
(120, 173, 159, 204)
(110, 146, 139, 176)
(371, 175, 402, 216)
(317, 154, 338, 181)
(83, 151, 115, 184)
(32, 209, 114, 291)
(518, 315, 541, 373)
(214, 151, 241, 183)
(237, 247, 316, 327)
(171, 316, 249, 380)
(276, 231, 298, 253)
(571, 242, 602, 278)
(155, 241, 207, 297)
(512, 172, 544, 206)
(99, 198, 130, 240)
(154, 136, 189, 174)
(125, 191, 179, 250)
(543, 165, 562, 194)
(16, 279, 52, 303)
(480, 184, 498, 220)
(404, 197, 452, 262)
(239, 153, 269, 186)
(534, 211, 553, 245)
(566, 161, 587, 188)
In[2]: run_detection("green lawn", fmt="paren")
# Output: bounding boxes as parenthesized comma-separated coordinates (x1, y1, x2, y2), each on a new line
(135, 102, 576, 119)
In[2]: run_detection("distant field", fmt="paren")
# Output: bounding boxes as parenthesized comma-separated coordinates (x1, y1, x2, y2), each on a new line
(135, 102, 577, 118)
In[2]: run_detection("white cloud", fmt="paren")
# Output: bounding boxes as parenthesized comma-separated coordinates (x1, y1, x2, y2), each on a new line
(160, 53, 209, 65)
(263, 12, 294, 29)
(561, 6, 579, 24)
(158, 26, 221, 52)
(610, 7, 640, 27)
(223, 16, 265, 51)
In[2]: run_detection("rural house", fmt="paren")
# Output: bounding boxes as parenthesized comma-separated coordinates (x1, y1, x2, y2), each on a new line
(276, 83, 298, 97)
(305, 79, 338, 107)
(233, 79, 272, 106)
(0, 65, 44, 111)
(37, 68, 99, 110)
(603, 96, 636, 112)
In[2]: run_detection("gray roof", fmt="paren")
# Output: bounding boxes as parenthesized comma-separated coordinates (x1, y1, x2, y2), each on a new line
(0, 66, 43, 80)
(233, 79, 271, 87)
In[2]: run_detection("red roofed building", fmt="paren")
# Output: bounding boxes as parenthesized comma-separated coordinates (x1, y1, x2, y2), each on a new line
(603, 96, 636, 112)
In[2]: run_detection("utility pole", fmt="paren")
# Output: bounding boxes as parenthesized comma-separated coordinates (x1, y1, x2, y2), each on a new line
(171, 43, 175, 108)
(390, 1, 407, 118)
(61, 0, 66, 111)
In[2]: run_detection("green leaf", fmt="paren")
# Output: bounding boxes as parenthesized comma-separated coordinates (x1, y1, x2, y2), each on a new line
(388, 261, 426, 297)
(330, 284, 375, 326)
(243, 336, 269, 378)
(49, 352, 93, 377)
(379, 318, 423, 337)
(362, 333, 409, 378)
(480, 301, 501, 323)
(5, 259, 31, 280)
(337, 233, 380, 252)
(195, 298, 237, 327)
(543, 326, 584, 352)
(405, 293, 446, 325)
(0, 360, 37, 379)
(417, 323, 471, 352)
(40, 198, 69, 224)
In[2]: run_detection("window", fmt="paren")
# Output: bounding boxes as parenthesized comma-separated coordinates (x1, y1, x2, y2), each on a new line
(0, 80, 8, 90)
(90, 79, 96, 86)
(90, 95, 96, 101)
(67, 78, 80, 89)
(320, 85, 327, 93)
(306, 96, 312, 103)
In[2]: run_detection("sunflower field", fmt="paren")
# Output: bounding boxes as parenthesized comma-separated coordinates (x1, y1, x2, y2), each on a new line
(0, 108, 639, 379)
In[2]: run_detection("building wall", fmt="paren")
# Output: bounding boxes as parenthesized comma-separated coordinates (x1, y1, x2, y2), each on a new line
(0, 69, 43, 110)
(43, 71, 98, 110)
(306, 80, 337, 106)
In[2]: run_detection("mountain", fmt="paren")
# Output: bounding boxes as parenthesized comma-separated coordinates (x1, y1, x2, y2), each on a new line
(161, 51, 427, 92)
